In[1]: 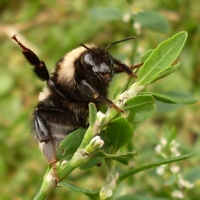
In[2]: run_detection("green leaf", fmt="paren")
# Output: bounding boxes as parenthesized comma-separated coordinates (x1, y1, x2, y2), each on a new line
(124, 94, 155, 113)
(134, 11, 169, 33)
(97, 151, 137, 165)
(147, 92, 198, 104)
(57, 129, 86, 161)
(134, 109, 155, 122)
(105, 117, 134, 152)
(80, 151, 137, 169)
(151, 62, 181, 83)
(124, 94, 155, 122)
(58, 182, 99, 200)
(89, 103, 97, 127)
(117, 153, 193, 184)
(140, 49, 153, 63)
(137, 31, 188, 85)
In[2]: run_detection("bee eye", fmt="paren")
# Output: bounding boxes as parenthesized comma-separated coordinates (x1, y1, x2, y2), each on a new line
(83, 53, 94, 68)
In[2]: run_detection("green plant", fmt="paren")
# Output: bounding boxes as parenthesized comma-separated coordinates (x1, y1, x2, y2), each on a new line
(33, 31, 196, 200)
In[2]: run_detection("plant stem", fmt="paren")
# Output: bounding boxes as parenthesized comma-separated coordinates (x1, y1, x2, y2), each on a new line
(33, 177, 57, 200)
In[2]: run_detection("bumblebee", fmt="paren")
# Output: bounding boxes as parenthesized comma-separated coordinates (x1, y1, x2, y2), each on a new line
(12, 35, 141, 182)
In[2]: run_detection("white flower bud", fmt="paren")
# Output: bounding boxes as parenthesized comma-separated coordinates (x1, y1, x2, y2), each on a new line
(90, 136, 104, 149)
(86, 136, 104, 153)
(100, 187, 113, 200)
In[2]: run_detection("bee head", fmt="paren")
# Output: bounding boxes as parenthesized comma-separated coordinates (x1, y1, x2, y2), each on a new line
(80, 45, 114, 83)
(80, 36, 135, 84)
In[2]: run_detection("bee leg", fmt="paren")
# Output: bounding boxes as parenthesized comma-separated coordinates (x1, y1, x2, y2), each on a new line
(80, 80, 124, 113)
(113, 58, 143, 78)
(12, 35, 67, 99)
(11, 35, 50, 81)
(114, 62, 143, 74)
(33, 108, 59, 183)
(47, 79, 67, 99)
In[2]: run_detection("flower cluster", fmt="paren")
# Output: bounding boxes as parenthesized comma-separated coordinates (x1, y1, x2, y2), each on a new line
(155, 132, 194, 199)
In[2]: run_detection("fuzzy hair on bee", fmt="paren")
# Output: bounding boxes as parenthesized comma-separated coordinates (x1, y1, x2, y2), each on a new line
(12, 35, 142, 183)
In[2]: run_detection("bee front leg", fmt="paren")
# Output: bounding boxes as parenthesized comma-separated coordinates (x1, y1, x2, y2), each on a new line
(113, 58, 143, 78)
(12, 35, 50, 81)
(80, 80, 123, 112)
(114, 62, 143, 75)
(33, 108, 59, 183)
(12, 35, 67, 99)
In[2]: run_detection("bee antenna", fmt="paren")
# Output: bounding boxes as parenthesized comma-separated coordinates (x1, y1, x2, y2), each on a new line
(80, 44, 96, 54)
(104, 36, 135, 53)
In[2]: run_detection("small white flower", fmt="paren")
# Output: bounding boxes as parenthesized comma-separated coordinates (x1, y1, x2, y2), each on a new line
(155, 144, 162, 153)
(122, 13, 131, 22)
(179, 178, 194, 189)
(172, 190, 184, 199)
(160, 138, 167, 146)
(170, 140, 180, 148)
(170, 146, 181, 156)
(170, 165, 180, 174)
(133, 22, 141, 30)
(156, 165, 166, 175)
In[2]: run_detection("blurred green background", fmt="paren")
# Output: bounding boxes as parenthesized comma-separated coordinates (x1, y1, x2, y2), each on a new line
(1, 0, 200, 199)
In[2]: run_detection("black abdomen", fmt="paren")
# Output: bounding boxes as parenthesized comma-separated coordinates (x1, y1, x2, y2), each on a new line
(32, 91, 89, 163)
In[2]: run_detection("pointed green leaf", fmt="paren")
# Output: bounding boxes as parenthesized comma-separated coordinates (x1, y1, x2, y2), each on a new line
(147, 92, 198, 104)
(123, 94, 155, 122)
(140, 49, 153, 63)
(134, 109, 155, 122)
(151, 62, 181, 83)
(57, 129, 86, 161)
(117, 153, 193, 184)
(124, 94, 155, 112)
(105, 117, 134, 152)
(97, 151, 137, 165)
(137, 31, 188, 85)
